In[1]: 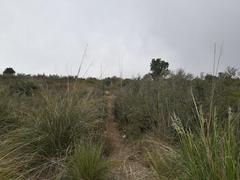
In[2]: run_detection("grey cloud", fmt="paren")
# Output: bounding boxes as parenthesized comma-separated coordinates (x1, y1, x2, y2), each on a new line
(0, 0, 239, 77)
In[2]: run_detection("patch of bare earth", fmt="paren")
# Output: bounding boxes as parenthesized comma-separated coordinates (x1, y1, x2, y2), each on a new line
(105, 95, 154, 180)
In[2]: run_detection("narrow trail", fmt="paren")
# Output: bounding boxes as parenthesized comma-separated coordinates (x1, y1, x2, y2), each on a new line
(105, 95, 153, 180)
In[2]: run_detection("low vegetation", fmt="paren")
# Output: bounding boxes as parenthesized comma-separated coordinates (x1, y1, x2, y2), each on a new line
(0, 79, 109, 179)
(148, 106, 240, 179)
(65, 143, 110, 180)
(0, 61, 240, 179)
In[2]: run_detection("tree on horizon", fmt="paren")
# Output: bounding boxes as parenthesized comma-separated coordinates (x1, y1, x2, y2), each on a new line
(3, 67, 16, 76)
(150, 58, 169, 79)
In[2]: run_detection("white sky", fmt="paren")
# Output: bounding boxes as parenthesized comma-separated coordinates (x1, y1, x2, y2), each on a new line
(0, 0, 239, 78)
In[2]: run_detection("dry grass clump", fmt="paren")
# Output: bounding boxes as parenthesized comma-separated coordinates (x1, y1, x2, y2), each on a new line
(146, 138, 181, 179)
(0, 89, 109, 179)
(0, 90, 19, 136)
(147, 107, 240, 180)
(65, 142, 110, 180)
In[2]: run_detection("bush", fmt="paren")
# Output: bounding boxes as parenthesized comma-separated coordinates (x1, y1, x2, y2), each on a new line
(115, 78, 194, 139)
(115, 72, 240, 140)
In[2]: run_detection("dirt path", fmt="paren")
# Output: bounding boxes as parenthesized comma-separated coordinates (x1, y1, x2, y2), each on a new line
(105, 95, 153, 180)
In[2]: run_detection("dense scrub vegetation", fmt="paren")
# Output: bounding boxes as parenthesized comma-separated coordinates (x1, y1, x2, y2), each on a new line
(0, 76, 109, 179)
(0, 64, 240, 179)
(115, 69, 240, 140)
(114, 65, 240, 179)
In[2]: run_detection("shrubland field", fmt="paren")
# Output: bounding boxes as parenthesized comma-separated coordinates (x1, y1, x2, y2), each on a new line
(1, 64, 240, 179)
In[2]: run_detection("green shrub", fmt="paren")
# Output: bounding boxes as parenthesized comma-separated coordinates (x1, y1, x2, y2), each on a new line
(115, 78, 193, 139)
(115, 72, 240, 140)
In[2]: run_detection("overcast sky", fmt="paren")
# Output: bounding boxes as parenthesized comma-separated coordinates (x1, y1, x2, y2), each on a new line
(0, 0, 239, 78)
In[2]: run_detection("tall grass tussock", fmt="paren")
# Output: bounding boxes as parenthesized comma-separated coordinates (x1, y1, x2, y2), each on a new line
(148, 100, 240, 179)
(65, 142, 110, 180)
(0, 86, 109, 179)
